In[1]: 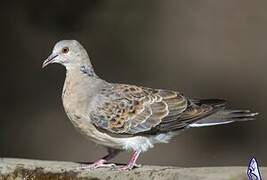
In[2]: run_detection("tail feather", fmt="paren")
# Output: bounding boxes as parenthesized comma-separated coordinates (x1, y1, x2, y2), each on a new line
(188, 109, 258, 128)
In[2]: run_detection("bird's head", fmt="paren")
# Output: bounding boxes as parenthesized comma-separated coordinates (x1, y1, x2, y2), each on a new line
(42, 40, 91, 70)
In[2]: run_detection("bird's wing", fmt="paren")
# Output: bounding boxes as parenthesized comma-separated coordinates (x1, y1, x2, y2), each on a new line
(90, 84, 218, 135)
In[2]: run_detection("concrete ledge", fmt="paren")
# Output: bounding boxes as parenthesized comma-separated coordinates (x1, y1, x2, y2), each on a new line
(0, 158, 265, 180)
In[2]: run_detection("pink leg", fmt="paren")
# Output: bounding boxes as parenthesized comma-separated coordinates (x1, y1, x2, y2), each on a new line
(119, 151, 141, 171)
(79, 148, 120, 170)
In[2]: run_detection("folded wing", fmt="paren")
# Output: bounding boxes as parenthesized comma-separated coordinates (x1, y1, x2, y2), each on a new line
(90, 84, 226, 135)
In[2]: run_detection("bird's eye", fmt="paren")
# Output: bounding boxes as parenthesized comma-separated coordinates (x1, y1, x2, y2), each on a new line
(62, 47, 69, 54)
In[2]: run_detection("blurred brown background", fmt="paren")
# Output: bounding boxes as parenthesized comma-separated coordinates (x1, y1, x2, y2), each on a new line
(0, 0, 266, 167)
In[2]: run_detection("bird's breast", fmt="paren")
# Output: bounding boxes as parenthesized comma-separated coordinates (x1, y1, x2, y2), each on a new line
(62, 82, 89, 119)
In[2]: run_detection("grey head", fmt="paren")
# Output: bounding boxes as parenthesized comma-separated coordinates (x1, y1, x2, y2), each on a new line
(43, 40, 94, 73)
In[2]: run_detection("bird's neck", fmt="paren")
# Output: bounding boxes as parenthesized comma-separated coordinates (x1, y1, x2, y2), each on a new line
(63, 63, 104, 102)
(65, 63, 98, 79)
(64, 63, 103, 95)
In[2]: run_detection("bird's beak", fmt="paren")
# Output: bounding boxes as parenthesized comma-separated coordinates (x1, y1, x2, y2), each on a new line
(42, 54, 58, 68)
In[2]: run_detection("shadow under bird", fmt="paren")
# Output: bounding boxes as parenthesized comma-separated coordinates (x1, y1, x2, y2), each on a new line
(42, 40, 258, 170)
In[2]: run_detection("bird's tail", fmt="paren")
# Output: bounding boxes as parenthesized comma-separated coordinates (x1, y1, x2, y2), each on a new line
(187, 98, 258, 128)
(189, 109, 258, 128)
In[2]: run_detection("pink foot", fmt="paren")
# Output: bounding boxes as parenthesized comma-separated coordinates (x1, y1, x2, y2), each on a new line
(79, 159, 116, 170)
(118, 150, 141, 171)
(119, 163, 141, 171)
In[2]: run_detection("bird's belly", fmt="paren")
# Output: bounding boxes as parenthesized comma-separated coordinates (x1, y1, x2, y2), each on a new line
(63, 108, 125, 149)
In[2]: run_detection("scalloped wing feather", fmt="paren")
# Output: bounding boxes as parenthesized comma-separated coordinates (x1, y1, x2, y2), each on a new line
(90, 84, 188, 134)
(89, 83, 220, 135)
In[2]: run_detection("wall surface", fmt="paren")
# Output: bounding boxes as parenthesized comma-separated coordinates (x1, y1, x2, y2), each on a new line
(1, 158, 266, 180)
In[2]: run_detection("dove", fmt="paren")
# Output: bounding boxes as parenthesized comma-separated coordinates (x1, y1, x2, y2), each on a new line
(42, 40, 258, 170)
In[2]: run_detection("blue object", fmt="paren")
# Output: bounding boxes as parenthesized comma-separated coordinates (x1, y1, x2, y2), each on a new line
(247, 157, 262, 180)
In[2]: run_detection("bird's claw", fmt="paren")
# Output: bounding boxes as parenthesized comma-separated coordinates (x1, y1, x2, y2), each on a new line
(78, 159, 116, 170)
(118, 163, 141, 171)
